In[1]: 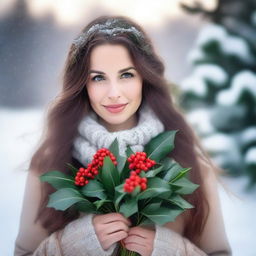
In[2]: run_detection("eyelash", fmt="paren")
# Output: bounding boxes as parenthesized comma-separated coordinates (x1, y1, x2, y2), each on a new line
(91, 72, 134, 82)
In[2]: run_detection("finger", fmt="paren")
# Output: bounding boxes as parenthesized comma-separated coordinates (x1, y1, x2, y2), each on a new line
(104, 230, 128, 247)
(125, 242, 147, 256)
(123, 234, 146, 245)
(104, 221, 130, 235)
(128, 226, 148, 238)
(101, 213, 131, 226)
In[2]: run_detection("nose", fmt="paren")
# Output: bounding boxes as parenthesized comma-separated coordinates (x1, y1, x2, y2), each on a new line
(107, 81, 121, 100)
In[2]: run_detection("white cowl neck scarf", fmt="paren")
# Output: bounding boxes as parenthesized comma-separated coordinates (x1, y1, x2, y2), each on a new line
(72, 103, 165, 167)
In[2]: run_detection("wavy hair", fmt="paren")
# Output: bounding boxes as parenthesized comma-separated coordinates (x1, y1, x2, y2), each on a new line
(30, 15, 213, 244)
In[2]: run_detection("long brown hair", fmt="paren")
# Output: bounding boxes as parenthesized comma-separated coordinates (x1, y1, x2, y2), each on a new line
(30, 15, 212, 244)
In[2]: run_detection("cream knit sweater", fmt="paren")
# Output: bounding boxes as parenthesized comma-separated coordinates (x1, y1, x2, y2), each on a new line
(14, 104, 231, 256)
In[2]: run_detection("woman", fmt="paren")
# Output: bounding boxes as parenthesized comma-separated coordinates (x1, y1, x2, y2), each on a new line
(14, 15, 232, 256)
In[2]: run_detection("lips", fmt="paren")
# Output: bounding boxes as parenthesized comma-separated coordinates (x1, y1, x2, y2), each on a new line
(104, 103, 128, 108)
(104, 103, 128, 113)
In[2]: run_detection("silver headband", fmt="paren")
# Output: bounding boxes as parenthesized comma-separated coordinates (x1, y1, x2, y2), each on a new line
(72, 18, 148, 52)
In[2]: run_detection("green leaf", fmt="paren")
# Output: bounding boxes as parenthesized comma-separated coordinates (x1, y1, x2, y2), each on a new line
(140, 171, 146, 177)
(164, 194, 194, 209)
(114, 184, 127, 209)
(142, 201, 162, 212)
(158, 190, 172, 199)
(171, 168, 191, 183)
(101, 156, 120, 197)
(145, 165, 164, 178)
(120, 161, 131, 181)
(75, 200, 96, 213)
(115, 183, 125, 193)
(40, 171, 76, 189)
(141, 206, 184, 225)
(139, 217, 154, 226)
(131, 186, 141, 197)
(114, 193, 126, 210)
(109, 138, 119, 156)
(81, 180, 107, 200)
(162, 162, 185, 182)
(170, 177, 199, 195)
(116, 156, 127, 174)
(125, 145, 134, 158)
(109, 138, 126, 173)
(144, 130, 178, 162)
(138, 177, 171, 200)
(66, 163, 79, 176)
(93, 199, 113, 211)
(160, 157, 175, 170)
(47, 188, 86, 211)
(119, 197, 138, 218)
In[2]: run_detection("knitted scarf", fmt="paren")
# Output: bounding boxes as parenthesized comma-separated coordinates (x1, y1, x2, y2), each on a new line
(72, 103, 164, 166)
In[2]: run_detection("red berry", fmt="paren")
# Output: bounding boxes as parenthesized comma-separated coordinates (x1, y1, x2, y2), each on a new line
(141, 183, 147, 190)
(131, 171, 137, 176)
(141, 177, 147, 183)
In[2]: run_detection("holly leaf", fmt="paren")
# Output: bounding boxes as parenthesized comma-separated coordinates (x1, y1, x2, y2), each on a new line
(138, 177, 171, 200)
(171, 168, 191, 183)
(141, 201, 162, 212)
(114, 184, 127, 209)
(125, 145, 134, 158)
(138, 217, 154, 226)
(120, 161, 131, 181)
(162, 162, 185, 182)
(170, 177, 199, 195)
(93, 199, 112, 211)
(119, 196, 138, 218)
(141, 205, 184, 225)
(40, 171, 76, 189)
(81, 180, 107, 200)
(109, 138, 126, 173)
(160, 157, 175, 170)
(131, 186, 141, 197)
(144, 130, 178, 162)
(109, 138, 119, 156)
(100, 157, 120, 198)
(164, 194, 194, 209)
(47, 188, 86, 211)
(75, 200, 96, 213)
(145, 165, 164, 178)
(66, 163, 79, 177)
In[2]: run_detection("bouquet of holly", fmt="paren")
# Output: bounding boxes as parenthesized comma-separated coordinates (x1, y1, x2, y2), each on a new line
(40, 131, 199, 256)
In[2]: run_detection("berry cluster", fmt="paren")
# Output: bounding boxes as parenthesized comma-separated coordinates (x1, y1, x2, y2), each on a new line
(124, 152, 156, 193)
(128, 152, 156, 174)
(75, 148, 117, 186)
(124, 171, 148, 193)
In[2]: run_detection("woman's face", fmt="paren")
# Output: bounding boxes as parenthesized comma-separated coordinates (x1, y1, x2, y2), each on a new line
(86, 43, 143, 132)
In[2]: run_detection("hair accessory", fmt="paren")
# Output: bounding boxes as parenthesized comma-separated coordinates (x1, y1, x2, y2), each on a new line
(73, 18, 144, 48)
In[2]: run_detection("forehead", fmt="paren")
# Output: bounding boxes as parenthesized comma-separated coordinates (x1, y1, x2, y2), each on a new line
(89, 44, 134, 70)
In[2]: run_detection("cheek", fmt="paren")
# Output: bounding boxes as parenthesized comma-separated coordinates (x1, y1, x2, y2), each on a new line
(128, 81, 142, 99)
(87, 86, 104, 103)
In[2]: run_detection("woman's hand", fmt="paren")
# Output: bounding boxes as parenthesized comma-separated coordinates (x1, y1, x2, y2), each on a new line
(123, 226, 155, 256)
(92, 213, 131, 250)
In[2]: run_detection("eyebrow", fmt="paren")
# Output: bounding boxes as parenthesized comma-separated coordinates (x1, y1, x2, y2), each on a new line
(88, 66, 136, 75)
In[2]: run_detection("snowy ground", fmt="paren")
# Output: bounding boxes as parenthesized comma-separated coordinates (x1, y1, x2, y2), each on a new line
(0, 108, 255, 256)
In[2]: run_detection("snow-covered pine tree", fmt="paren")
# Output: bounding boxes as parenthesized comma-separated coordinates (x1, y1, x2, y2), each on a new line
(180, 0, 256, 187)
